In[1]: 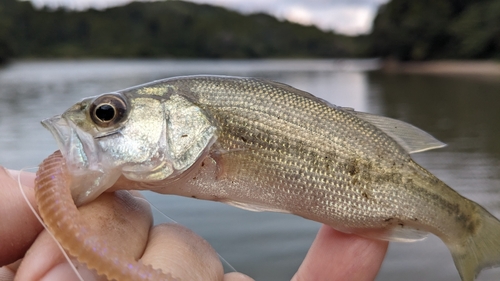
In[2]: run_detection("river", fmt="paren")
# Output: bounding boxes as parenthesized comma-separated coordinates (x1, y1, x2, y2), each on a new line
(1, 59, 499, 280)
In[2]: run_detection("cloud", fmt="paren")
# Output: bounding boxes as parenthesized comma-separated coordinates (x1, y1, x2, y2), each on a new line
(310, 5, 377, 34)
(282, 5, 313, 26)
(186, 0, 387, 35)
(29, 0, 133, 10)
(28, 0, 388, 35)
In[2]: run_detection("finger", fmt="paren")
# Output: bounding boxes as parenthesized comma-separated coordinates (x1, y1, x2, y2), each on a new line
(14, 230, 105, 281)
(0, 267, 15, 281)
(0, 259, 20, 281)
(0, 167, 43, 266)
(141, 223, 224, 281)
(292, 225, 388, 281)
(6, 169, 36, 190)
(16, 190, 153, 281)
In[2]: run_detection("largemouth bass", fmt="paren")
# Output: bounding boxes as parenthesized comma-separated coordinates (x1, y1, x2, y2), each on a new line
(41, 75, 500, 281)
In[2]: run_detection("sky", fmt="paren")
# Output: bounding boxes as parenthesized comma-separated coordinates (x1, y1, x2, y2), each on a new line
(28, 0, 389, 35)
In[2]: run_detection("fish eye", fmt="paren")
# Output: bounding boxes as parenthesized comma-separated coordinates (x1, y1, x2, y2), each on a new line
(90, 94, 127, 128)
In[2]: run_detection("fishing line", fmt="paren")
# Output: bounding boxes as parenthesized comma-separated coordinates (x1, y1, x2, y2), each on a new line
(16, 167, 238, 278)
(16, 167, 85, 281)
(138, 195, 239, 273)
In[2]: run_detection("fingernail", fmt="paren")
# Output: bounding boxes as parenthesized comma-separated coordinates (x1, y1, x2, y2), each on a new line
(41, 262, 97, 281)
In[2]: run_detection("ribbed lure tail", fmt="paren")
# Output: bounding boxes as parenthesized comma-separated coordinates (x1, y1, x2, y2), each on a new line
(449, 203, 500, 281)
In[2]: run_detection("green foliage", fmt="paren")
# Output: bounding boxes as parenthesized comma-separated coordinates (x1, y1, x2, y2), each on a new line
(2, 0, 500, 62)
(450, 1, 500, 58)
(370, 0, 500, 60)
(0, 0, 358, 60)
(0, 0, 16, 63)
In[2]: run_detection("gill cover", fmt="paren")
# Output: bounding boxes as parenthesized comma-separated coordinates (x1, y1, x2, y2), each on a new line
(163, 94, 217, 172)
(42, 91, 216, 205)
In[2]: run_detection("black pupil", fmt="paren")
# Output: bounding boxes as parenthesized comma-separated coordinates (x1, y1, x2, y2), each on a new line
(96, 104, 115, 121)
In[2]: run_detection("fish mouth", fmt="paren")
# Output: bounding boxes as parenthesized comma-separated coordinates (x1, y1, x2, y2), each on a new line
(41, 115, 93, 172)
(41, 115, 75, 157)
(41, 115, 118, 205)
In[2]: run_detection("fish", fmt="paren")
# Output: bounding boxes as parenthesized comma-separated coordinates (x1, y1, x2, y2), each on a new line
(41, 75, 500, 281)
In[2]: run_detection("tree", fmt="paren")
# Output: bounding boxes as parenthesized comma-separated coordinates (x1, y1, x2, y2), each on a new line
(0, 0, 359, 61)
(370, 0, 500, 60)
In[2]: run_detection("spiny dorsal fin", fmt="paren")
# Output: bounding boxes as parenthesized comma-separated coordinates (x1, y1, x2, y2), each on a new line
(352, 111, 446, 154)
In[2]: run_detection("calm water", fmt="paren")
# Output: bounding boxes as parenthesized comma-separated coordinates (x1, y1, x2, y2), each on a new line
(1, 59, 499, 281)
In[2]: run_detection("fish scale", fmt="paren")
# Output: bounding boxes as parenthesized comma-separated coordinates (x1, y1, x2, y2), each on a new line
(178, 77, 489, 242)
(41, 75, 500, 281)
(191, 79, 398, 190)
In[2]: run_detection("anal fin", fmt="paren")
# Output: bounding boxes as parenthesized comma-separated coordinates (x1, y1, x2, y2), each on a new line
(353, 225, 429, 242)
(222, 200, 291, 214)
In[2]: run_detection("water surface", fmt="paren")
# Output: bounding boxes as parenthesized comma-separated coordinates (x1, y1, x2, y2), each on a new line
(1, 59, 499, 280)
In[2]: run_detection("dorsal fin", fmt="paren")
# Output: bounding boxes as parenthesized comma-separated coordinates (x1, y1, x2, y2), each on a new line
(352, 111, 446, 154)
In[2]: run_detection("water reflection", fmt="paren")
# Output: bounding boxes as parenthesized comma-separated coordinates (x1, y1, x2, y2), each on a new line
(368, 73, 500, 281)
(278, 71, 370, 112)
(0, 59, 374, 169)
(1, 60, 499, 281)
(368, 73, 500, 156)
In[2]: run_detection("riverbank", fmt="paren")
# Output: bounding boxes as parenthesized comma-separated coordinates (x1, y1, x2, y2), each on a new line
(381, 60, 500, 77)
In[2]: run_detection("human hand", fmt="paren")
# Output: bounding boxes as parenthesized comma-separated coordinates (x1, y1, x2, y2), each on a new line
(0, 167, 252, 281)
(292, 225, 388, 281)
(0, 167, 387, 281)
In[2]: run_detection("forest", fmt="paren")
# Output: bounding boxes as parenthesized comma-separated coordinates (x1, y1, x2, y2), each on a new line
(0, 0, 499, 63)
(371, 0, 500, 60)
(0, 0, 360, 62)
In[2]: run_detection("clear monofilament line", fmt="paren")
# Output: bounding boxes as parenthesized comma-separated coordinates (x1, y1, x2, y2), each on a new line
(20, 162, 236, 280)
(35, 152, 178, 281)
(141, 196, 238, 273)
(16, 166, 85, 281)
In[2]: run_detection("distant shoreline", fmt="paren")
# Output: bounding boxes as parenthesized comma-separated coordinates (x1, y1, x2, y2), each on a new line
(380, 60, 500, 76)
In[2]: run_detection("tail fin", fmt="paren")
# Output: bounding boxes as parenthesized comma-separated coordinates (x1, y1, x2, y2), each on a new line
(448, 204, 500, 281)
